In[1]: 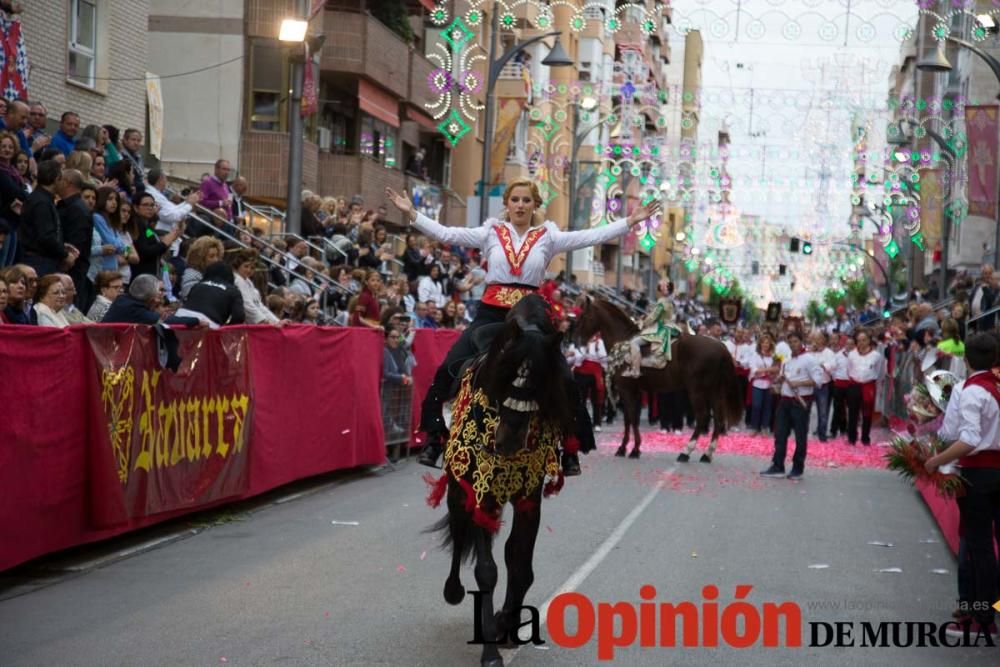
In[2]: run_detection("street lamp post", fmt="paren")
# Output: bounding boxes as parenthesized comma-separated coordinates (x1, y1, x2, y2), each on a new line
(279, 5, 309, 236)
(477, 3, 573, 223)
(889, 118, 957, 300)
(566, 97, 609, 279)
(918, 36, 1000, 270)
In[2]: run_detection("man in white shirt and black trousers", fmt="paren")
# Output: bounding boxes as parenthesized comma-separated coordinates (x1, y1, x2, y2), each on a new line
(761, 331, 825, 480)
(926, 332, 1000, 638)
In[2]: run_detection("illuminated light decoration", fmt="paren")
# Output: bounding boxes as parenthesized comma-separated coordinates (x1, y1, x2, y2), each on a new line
(437, 109, 471, 146)
(910, 231, 926, 252)
(884, 238, 900, 259)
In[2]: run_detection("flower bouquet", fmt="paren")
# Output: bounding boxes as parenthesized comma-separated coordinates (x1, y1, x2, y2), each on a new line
(904, 370, 958, 425)
(884, 433, 964, 498)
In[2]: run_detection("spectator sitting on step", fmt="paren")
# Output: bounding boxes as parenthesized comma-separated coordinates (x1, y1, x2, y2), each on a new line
(0, 264, 34, 324)
(180, 236, 225, 299)
(87, 270, 125, 322)
(289, 256, 323, 298)
(32, 274, 70, 328)
(176, 261, 245, 329)
(56, 273, 92, 324)
(50, 111, 80, 157)
(228, 248, 278, 325)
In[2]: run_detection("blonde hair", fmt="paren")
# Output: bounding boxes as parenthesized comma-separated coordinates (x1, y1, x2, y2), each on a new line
(185, 236, 225, 272)
(502, 179, 544, 226)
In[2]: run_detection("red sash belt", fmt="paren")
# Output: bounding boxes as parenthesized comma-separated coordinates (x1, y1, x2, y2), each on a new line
(481, 284, 537, 309)
(735, 367, 750, 378)
(833, 379, 850, 389)
(960, 451, 1000, 469)
(958, 372, 1000, 469)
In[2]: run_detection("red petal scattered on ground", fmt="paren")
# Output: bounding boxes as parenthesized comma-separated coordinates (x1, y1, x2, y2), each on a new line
(600, 431, 886, 470)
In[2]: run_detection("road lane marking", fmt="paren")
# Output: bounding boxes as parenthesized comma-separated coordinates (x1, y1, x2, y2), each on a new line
(503, 472, 670, 663)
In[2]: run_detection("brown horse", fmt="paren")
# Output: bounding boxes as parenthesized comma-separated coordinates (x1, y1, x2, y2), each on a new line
(574, 297, 744, 461)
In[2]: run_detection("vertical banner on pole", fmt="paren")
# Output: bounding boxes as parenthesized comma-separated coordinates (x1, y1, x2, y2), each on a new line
(145, 72, 164, 158)
(965, 105, 999, 219)
(490, 98, 526, 185)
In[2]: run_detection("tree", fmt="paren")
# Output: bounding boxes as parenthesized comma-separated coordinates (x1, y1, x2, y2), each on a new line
(369, 0, 415, 44)
(806, 299, 828, 324)
(845, 278, 869, 310)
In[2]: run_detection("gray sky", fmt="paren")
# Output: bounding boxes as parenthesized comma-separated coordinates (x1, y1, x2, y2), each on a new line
(669, 0, 920, 305)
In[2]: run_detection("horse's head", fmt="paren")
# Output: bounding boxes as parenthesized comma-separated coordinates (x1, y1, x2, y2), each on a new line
(573, 293, 601, 346)
(478, 294, 573, 457)
(573, 294, 635, 347)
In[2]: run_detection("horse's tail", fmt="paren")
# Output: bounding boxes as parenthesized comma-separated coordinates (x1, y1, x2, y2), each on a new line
(423, 478, 477, 563)
(717, 349, 745, 430)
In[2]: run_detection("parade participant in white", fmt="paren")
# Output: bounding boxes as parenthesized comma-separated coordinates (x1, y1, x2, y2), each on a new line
(761, 331, 825, 480)
(846, 331, 883, 446)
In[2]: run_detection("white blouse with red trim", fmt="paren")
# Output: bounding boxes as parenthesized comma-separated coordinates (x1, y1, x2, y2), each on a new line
(412, 213, 630, 287)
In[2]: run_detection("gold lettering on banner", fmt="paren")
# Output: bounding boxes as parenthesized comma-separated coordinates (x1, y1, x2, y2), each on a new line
(100, 367, 250, 479)
(230, 394, 250, 452)
(136, 369, 162, 473)
(215, 396, 230, 458)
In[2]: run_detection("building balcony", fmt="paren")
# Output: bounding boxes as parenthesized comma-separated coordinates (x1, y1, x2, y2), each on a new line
(409, 49, 436, 113)
(322, 9, 410, 99)
(495, 63, 531, 99)
(318, 153, 406, 221)
(240, 130, 319, 202)
(581, 16, 605, 40)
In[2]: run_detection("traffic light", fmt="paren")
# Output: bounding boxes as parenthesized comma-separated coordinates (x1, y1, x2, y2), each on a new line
(790, 237, 800, 252)
(802, 241, 813, 255)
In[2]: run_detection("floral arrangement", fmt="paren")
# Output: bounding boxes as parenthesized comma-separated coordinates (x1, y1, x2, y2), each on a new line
(884, 433, 964, 498)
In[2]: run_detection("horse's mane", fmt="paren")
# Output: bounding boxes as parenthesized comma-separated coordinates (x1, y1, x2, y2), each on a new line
(595, 298, 640, 335)
(478, 295, 574, 434)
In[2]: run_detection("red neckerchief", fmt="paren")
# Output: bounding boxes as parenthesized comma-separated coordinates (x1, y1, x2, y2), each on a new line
(965, 371, 1000, 407)
(493, 224, 546, 276)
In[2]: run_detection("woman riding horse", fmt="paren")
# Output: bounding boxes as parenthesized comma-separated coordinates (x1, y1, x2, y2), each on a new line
(385, 180, 660, 473)
(626, 279, 680, 377)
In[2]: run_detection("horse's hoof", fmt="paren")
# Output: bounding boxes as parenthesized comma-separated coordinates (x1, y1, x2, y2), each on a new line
(628, 448, 641, 459)
(443, 577, 465, 605)
(493, 613, 517, 648)
(562, 453, 582, 476)
(481, 659, 504, 667)
(615, 446, 627, 457)
(676, 452, 690, 463)
(699, 454, 712, 463)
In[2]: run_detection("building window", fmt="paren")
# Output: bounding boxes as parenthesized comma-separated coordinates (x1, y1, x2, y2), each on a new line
(360, 114, 398, 168)
(248, 40, 287, 131)
(68, 0, 97, 88)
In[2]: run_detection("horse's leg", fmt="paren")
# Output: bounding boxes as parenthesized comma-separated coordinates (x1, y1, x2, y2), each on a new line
(496, 493, 542, 646)
(629, 382, 642, 459)
(700, 405, 725, 463)
(616, 378, 630, 457)
(677, 393, 708, 463)
(473, 525, 502, 666)
(443, 481, 469, 605)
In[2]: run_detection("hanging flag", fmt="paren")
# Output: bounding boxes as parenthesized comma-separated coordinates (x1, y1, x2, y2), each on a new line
(301, 56, 318, 117)
(965, 105, 999, 219)
(145, 72, 164, 158)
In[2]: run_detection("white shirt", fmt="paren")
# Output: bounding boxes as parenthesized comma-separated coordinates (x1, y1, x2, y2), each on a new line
(779, 353, 824, 398)
(735, 343, 755, 368)
(722, 339, 736, 358)
(565, 344, 584, 369)
(235, 273, 278, 324)
(745, 351, 774, 389)
(417, 275, 446, 307)
(582, 338, 607, 367)
(149, 184, 193, 257)
(938, 372, 1000, 456)
(847, 349, 882, 384)
(34, 303, 70, 328)
(832, 350, 850, 382)
(412, 213, 629, 287)
(809, 347, 837, 385)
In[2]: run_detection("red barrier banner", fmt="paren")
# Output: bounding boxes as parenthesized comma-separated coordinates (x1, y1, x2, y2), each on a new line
(409, 328, 461, 444)
(86, 327, 253, 524)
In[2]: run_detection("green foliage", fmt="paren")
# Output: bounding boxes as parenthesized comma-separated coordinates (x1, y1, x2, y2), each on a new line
(845, 278, 870, 310)
(806, 300, 828, 324)
(369, 0, 416, 44)
(823, 288, 845, 311)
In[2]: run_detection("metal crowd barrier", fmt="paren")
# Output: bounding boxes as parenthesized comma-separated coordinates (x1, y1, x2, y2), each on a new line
(381, 380, 413, 463)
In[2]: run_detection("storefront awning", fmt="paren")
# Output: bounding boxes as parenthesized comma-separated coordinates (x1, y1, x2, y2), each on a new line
(358, 79, 400, 128)
(407, 107, 438, 132)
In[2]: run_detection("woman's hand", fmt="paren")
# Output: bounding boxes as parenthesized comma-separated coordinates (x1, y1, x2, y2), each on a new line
(385, 187, 416, 223)
(626, 199, 662, 228)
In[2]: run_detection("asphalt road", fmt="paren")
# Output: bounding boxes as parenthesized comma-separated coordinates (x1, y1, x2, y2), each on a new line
(0, 428, 992, 666)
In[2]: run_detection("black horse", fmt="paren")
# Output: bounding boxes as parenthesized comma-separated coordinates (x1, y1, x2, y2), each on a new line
(424, 294, 574, 667)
